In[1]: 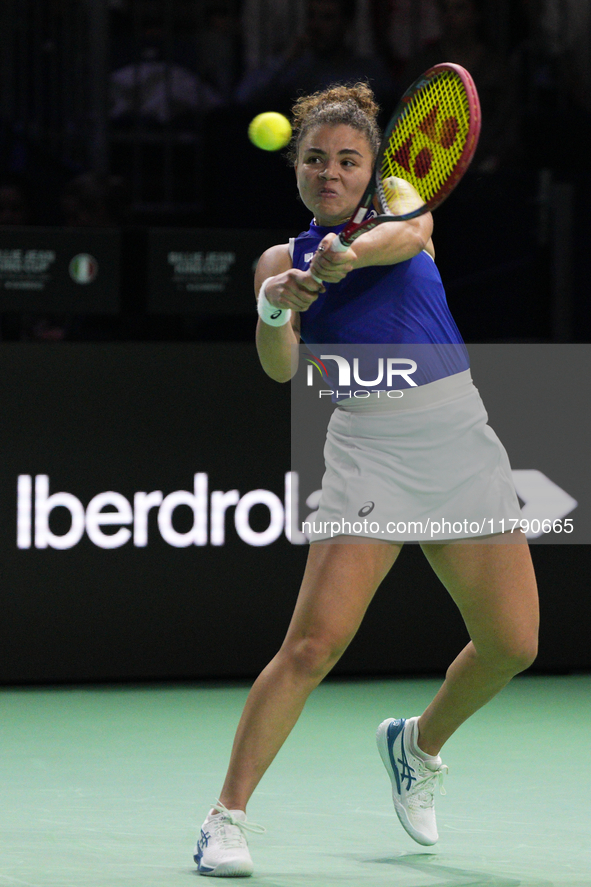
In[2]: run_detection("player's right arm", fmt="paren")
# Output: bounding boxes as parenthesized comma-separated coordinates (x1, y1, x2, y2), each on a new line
(255, 243, 323, 383)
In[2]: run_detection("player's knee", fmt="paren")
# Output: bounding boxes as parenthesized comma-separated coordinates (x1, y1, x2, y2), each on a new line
(283, 634, 346, 681)
(481, 633, 538, 675)
(510, 634, 538, 673)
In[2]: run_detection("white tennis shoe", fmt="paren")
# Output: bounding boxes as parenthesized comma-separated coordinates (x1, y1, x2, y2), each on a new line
(194, 802, 265, 877)
(376, 716, 447, 846)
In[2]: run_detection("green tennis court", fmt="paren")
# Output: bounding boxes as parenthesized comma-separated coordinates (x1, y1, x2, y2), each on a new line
(1, 675, 588, 887)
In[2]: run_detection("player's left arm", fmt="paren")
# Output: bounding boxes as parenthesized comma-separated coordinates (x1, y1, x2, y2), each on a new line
(309, 212, 433, 284)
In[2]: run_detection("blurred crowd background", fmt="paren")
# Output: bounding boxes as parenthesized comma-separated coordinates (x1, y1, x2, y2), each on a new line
(0, 0, 589, 343)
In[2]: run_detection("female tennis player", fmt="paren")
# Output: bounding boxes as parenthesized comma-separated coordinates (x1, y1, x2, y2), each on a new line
(194, 82, 539, 877)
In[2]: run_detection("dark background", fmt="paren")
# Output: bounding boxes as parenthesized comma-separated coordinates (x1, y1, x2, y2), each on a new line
(1, 0, 589, 344)
(0, 0, 590, 683)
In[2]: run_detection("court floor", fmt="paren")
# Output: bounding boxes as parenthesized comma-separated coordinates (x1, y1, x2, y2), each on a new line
(0, 675, 589, 887)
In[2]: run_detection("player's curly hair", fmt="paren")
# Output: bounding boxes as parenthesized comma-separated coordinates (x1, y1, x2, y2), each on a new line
(287, 82, 381, 165)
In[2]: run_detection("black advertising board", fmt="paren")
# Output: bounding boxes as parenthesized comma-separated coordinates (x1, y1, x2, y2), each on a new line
(0, 227, 121, 313)
(147, 228, 292, 314)
(0, 343, 589, 684)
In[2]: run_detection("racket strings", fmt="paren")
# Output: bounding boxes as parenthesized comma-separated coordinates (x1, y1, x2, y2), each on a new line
(380, 70, 473, 210)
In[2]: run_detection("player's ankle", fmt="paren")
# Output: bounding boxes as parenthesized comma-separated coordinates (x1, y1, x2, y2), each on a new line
(416, 719, 442, 758)
(214, 799, 246, 815)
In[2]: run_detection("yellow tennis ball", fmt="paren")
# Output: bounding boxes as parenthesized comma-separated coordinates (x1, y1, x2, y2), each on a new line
(248, 112, 292, 151)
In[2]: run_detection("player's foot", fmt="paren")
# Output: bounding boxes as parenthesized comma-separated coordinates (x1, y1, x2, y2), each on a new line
(376, 716, 447, 846)
(194, 802, 265, 877)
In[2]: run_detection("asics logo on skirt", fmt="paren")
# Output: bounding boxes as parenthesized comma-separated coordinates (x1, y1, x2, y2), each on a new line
(358, 501, 375, 517)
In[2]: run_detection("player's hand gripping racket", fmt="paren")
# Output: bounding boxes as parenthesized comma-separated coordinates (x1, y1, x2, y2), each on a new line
(311, 63, 481, 280)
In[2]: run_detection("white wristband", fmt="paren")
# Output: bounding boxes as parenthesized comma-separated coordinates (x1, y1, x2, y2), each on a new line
(257, 277, 292, 327)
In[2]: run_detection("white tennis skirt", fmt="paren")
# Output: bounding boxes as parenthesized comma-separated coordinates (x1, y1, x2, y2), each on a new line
(307, 369, 522, 543)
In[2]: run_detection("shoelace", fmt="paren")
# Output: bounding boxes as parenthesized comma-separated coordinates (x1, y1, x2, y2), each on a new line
(210, 800, 266, 848)
(411, 763, 448, 809)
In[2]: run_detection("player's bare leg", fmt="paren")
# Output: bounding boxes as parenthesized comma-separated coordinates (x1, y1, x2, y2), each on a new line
(417, 532, 539, 755)
(374, 531, 538, 847)
(217, 539, 402, 813)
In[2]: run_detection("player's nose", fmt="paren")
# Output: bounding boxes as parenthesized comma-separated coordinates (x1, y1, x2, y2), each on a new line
(319, 160, 339, 179)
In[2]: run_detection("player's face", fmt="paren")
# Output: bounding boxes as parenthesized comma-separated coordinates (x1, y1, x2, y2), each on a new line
(295, 124, 373, 226)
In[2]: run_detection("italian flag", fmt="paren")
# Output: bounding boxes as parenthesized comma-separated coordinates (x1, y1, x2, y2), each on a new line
(69, 254, 98, 284)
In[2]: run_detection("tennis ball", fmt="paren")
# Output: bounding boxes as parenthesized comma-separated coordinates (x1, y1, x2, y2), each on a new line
(248, 112, 292, 151)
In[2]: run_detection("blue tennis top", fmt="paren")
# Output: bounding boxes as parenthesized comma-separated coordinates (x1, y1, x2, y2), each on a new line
(291, 218, 469, 390)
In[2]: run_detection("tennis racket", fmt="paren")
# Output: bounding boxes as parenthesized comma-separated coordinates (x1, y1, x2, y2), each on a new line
(315, 62, 481, 260)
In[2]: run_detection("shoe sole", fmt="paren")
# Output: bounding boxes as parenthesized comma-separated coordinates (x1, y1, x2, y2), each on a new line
(376, 718, 437, 846)
(194, 849, 253, 878)
(195, 858, 254, 877)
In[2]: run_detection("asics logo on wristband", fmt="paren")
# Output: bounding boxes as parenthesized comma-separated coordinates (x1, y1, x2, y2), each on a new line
(271, 309, 283, 319)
